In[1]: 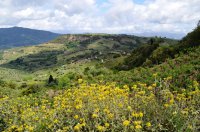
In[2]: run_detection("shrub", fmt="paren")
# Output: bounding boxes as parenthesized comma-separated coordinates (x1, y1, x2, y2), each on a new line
(0, 115, 6, 132)
(22, 84, 41, 95)
(113, 54, 121, 58)
(7, 82, 17, 89)
(0, 80, 6, 87)
(20, 83, 28, 88)
(117, 43, 159, 70)
(147, 46, 175, 65)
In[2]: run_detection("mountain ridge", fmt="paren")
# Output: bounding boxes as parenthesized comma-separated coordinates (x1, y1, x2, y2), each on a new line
(0, 26, 61, 49)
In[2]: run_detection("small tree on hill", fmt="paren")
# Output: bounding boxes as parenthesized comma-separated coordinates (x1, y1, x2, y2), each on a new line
(197, 20, 200, 27)
(149, 38, 154, 45)
(48, 75, 54, 84)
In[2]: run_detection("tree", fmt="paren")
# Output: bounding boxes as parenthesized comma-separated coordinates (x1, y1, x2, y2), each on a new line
(48, 75, 54, 84)
(197, 20, 200, 27)
(149, 38, 154, 45)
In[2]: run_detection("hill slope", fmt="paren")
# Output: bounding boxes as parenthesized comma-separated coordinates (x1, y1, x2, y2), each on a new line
(0, 26, 199, 132)
(0, 32, 199, 132)
(0, 27, 61, 49)
(116, 26, 200, 70)
(0, 34, 177, 72)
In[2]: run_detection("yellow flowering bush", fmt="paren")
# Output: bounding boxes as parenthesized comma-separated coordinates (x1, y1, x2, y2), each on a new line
(0, 78, 199, 131)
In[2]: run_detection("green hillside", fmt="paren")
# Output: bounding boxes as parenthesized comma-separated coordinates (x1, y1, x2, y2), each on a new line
(116, 26, 200, 70)
(0, 34, 176, 73)
(0, 30, 199, 131)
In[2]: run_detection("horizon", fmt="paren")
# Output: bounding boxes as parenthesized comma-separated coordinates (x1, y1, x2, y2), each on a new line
(1, 0, 200, 39)
(0, 26, 181, 40)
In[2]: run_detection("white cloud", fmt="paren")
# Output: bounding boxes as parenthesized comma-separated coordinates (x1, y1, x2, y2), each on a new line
(13, 8, 52, 20)
(100, 0, 200, 37)
(0, 0, 200, 38)
(54, 0, 96, 15)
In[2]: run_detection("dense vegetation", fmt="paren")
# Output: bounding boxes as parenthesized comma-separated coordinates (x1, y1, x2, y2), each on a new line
(3, 50, 64, 72)
(0, 27, 199, 131)
(117, 26, 200, 70)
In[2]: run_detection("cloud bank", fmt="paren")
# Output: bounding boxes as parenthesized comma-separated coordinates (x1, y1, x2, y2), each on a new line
(0, 0, 200, 38)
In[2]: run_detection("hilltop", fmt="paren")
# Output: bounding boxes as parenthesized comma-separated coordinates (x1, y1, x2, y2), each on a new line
(0, 27, 60, 49)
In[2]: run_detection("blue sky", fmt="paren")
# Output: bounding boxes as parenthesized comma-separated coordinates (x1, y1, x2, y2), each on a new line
(0, 0, 200, 38)
(134, 0, 145, 4)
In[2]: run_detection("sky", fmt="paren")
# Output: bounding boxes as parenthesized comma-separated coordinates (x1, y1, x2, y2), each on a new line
(0, 0, 200, 39)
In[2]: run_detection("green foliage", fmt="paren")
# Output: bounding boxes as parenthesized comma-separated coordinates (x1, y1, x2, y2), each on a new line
(20, 83, 28, 88)
(117, 43, 159, 70)
(0, 80, 6, 87)
(58, 75, 71, 89)
(117, 27, 200, 70)
(144, 45, 176, 65)
(22, 84, 41, 95)
(0, 115, 6, 132)
(180, 26, 200, 48)
(3, 50, 63, 72)
(113, 53, 121, 58)
(105, 46, 199, 89)
(7, 82, 17, 89)
(57, 72, 82, 89)
(65, 41, 80, 49)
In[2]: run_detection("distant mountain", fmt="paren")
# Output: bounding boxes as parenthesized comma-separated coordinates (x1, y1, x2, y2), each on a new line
(134, 32, 185, 39)
(0, 27, 61, 49)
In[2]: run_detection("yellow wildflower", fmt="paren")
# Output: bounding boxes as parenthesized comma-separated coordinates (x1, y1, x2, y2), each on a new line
(146, 122, 151, 127)
(74, 115, 79, 119)
(153, 73, 157, 77)
(152, 83, 157, 87)
(105, 123, 110, 128)
(74, 124, 81, 131)
(107, 113, 114, 119)
(28, 126, 34, 131)
(97, 125, 105, 131)
(164, 103, 169, 108)
(127, 106, 132, 111)
(139, 112, 143, 118)
(133, 121, 142, 125)
(123, 120, 130, 126)
(92, 113, 98, 118)
(135, 125, 142, 129)
(78, 79, 83, 84)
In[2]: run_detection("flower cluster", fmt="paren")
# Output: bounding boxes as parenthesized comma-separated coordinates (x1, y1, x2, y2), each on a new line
(0, 79, 199, 131)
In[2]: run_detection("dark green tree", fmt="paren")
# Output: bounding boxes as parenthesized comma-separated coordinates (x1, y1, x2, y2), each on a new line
(48, 75, 54, 84)
(197, 20, 200, 27)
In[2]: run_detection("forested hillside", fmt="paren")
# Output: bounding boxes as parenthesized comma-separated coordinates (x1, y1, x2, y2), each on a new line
(116, 26, 200, 70)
